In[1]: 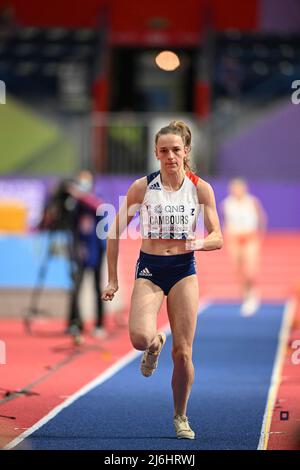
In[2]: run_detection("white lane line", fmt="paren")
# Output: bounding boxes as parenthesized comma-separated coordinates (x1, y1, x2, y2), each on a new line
(5, 300, 210, 450)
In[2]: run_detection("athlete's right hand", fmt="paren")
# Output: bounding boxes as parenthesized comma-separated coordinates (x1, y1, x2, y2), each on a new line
(185, 238, 204, 251)
(101, 282, 119, 301)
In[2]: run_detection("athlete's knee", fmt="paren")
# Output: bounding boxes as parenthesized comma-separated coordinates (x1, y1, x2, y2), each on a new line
(130, 332, 152, 351)
(172, 346, 192, 366)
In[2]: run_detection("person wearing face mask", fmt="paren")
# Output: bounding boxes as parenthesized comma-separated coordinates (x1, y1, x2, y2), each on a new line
(65, 170, 108, 338)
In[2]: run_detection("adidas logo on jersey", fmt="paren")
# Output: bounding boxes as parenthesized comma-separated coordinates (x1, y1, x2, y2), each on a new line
(139, 267, 152, 277)
(149, 182, 161, 190)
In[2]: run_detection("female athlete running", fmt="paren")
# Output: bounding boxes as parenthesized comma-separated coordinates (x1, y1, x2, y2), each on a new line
(102, 120, 223, 439)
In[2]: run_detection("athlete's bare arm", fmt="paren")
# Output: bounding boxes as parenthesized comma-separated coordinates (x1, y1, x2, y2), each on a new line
(186, 179, 223, 251)
(253, 196, 268, 233)
(102, 177, 147, 301)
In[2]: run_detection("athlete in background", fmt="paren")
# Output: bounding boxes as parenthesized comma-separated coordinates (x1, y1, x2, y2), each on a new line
(221, 178, 267, 316)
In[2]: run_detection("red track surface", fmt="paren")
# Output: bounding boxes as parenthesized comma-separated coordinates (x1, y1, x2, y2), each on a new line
(0, 232, 299, 449)
(267, 300, 300, 450)
(120, 232, 300, 302)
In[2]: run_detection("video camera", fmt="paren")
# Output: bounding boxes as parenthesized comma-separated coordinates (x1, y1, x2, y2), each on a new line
(39, 178, 79, 232)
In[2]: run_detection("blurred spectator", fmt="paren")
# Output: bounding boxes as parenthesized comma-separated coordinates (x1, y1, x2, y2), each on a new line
(0, 2, 18, 39)
(39, 171, 126, 336)
(65, 170, 107, 338)
(221, 178, 267, 316)
(217, 56, 244, 100)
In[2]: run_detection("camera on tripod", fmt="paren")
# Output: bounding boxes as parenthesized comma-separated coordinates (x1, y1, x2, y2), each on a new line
(39, 178, 78, 232)
(24, 178, 80, 333)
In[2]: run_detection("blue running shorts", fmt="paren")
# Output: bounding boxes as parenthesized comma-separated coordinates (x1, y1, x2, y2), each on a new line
(135, 251, 196, 296)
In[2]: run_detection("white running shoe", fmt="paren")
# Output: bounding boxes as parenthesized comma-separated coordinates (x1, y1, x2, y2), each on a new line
(140, 332, 166, 377)
(240, 296, 260, 317)
(174, 415, 195, 439)
(91, 327, 108, 339)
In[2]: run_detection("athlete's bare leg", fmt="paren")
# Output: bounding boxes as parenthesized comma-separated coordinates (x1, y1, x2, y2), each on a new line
(167, 274, 199, 416)
(241, 238, 260, 297)
(129, 279, 164, 352)
(226, 236, 260, 300)
(239, 238, 261, 315)
(226, 237, 243, 290)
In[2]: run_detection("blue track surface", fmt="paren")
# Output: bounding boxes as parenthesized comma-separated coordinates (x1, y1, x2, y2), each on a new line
(18, 303, 284, 450)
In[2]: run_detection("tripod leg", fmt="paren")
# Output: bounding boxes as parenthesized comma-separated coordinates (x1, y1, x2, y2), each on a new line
(24, 232, 54, 332)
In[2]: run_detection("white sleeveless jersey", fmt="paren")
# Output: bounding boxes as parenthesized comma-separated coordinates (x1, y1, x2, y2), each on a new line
(140, 170, 200, 239)
(223, 195, 258, 234)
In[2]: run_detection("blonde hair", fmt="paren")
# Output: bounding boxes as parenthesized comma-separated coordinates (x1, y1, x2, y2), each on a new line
(155, 120, 192, 171)
(229, 177, 248, 192)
